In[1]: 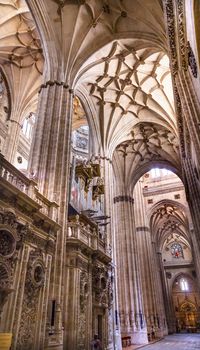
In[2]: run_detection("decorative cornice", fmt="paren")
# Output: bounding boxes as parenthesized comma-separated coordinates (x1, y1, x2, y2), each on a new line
(143, 183, 184, 197)
(114, 195, 134, 204)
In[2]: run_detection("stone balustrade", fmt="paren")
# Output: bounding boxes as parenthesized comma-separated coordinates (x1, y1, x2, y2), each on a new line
(0, 153, 58, 222)
(67, 215, 110, 256)
(0, 153, 32, 195)
(67, 215, 96, 247)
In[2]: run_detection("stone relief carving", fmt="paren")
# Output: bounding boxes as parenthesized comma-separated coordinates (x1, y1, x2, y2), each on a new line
(0, 229, 16, 257)
(0, 208, 21, 320)
(77, 271, 90, 350)
(80, 271, 89, 312)
(92, 263, 113, 309)
(177, 0, 187, 70)
(17, 249, 45, 349)
(188, 41, 198, 78)
(164, 0, 187, 74)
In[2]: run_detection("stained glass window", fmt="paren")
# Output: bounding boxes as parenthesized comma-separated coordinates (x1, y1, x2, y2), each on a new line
(171, 242, 184, 258)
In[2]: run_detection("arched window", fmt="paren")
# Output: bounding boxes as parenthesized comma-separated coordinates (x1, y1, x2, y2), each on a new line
(72, 125, 89, 153)
(171, 242, 184, 259)
(0, 69, 10, 121)
(22, 113, 36, 140)
(180, 278, 189, 291)
(150, 168, 173, 178)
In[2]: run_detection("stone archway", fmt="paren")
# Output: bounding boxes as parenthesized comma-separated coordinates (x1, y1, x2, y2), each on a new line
(172, 274, 200, 333)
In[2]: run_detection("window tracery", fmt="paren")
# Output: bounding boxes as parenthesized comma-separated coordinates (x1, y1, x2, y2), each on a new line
(171, 242, 184, 259)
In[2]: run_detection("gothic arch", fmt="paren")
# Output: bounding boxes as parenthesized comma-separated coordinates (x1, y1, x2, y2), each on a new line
(75, 88, 102, 156)
(149, 199, 191, 248)
(26, 0, 60, 80)
(171, 271, 194, 291)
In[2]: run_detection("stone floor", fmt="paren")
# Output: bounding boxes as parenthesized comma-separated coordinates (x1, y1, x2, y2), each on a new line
(130, 334, 200, 350)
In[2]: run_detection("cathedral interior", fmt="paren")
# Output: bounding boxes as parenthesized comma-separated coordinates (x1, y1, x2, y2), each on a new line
(0, 1, 200, 349)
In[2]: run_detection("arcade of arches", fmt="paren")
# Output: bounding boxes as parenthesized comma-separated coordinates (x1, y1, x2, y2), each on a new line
(0, 1, 200, 349)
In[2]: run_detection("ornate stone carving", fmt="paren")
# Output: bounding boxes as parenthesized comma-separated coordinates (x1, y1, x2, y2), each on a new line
(188, 41, 198, 78)
(80, 271, 89, 312)
(17, 249, 45, 349)
(163, 0, 178, 75)
(0, 262, 11, 289)
(0, 229, 16, 258)
(0, 209, 20, 308)
(92, 263, 113, 308)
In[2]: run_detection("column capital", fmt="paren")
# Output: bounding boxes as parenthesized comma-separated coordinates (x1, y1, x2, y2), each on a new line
(136, 226, 150, 232)
(113, 195, 134, 204)
(39, 80, 70, 93)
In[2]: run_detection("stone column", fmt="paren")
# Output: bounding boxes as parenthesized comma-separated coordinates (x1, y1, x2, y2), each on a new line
(156, 250, 175, 334)
(63, 251, 92, 350)
(113, 192, 148, 345)
(175, 72, 200, 157)
(134, 180, 167, 338)
(29, 81, 73, 348)
(103, 157, 122, 350)
(182, 157, 200, 246)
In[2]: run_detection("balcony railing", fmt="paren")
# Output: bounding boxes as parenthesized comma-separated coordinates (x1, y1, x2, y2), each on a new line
(0, 153, 58, 222)
(67, 215, 111, 257)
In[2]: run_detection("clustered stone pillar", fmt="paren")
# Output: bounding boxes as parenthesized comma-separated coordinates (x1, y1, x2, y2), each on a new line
(29, 80, 73, 348)
(134, 180, 167, 337)
(103, 156, 122, 350)
(113, 192, 148, 345)
(182, 157, 200, 289)
(156, 250, 176, 334)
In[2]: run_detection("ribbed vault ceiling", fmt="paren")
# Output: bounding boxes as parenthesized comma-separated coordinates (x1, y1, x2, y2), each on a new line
(150, 201, 190, 247)
(112, 122, 180, 192)
(0, 0, 43, 122)
(37, 0, 166, 79)
(78, 40, 176, 154)
(0, 0, 179, 168)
